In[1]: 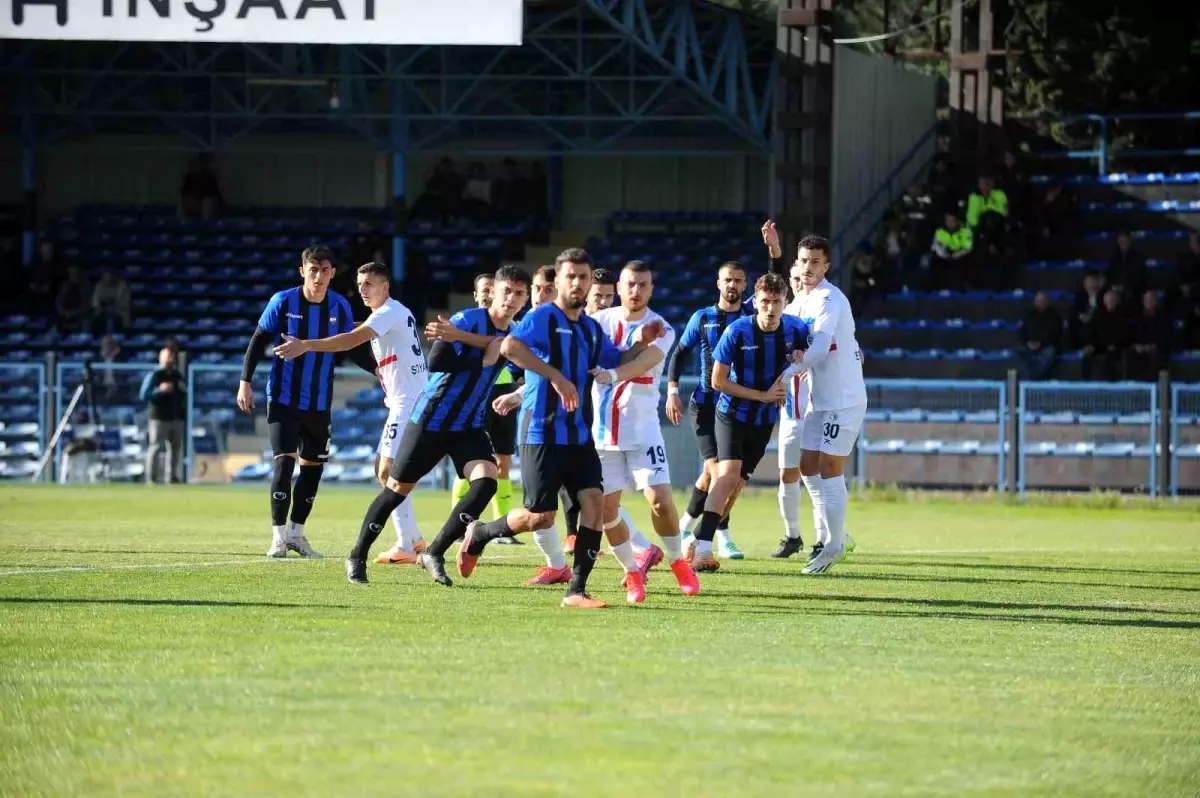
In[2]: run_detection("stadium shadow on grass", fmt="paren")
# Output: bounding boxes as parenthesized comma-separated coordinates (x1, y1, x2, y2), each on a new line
(736, 568, 1200, 593)
(862, 558, 1200, 579)
(0, 597, 354, 610)
(7, 547, 264, 557)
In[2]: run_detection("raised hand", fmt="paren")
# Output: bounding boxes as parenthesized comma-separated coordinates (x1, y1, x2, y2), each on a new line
(761, 219, 781, 253)
(273, 334, 308, 361)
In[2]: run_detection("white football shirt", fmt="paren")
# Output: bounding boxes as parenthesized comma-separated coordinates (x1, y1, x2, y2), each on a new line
(590, 306, 676, 451)
(363, 298, 428, 416)
(795, 279, 867, 411)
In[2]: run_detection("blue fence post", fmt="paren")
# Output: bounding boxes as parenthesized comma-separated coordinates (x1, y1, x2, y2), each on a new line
(1097, 116, 1109, 176)
(1149, 383, 1158, 497)
(1170, 383, 1180, 497)
(185, 362, 195, 483)
(996, 381, 1006, 493)
(1016, 383, 1028, 497)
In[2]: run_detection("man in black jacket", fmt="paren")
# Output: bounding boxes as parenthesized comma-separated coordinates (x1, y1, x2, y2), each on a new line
(1017, 291, 1063, 380)
(139, 346, 187, 484)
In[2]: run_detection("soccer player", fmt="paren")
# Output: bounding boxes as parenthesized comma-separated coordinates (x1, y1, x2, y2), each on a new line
(344, 265, 532, 585)
(460, 248, 663, 609)
(689, 272, 809, 570)
(665, 262, 753, 559)
(590, 261, 700, 601)
(238, 245, 372, 559)
(445, 272, 523, 546)
(786, 235, 868, 574)
(273, 262, 428, 565)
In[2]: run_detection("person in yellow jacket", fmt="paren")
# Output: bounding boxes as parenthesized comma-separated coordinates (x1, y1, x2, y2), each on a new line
(966, 174, 1009, 229)
(931, 210, 974, 289)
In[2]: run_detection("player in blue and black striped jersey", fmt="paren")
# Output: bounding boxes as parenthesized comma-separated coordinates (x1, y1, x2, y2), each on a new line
(665, 261, 753, 558)
(237, 245, 376, 560)
(459, 248, 665, 609)
(690, 272, 809, 569)
(342, 265, 532, 586)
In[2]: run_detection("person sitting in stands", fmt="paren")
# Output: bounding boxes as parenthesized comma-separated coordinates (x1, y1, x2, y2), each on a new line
(930, 210, 973, 290)
(1017, 291, 1062, 380)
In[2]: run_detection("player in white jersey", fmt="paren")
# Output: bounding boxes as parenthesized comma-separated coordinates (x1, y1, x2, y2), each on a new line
(784, 235, 868, 574)
(274, 262, 428, 563)
(589, 261, 700, 602)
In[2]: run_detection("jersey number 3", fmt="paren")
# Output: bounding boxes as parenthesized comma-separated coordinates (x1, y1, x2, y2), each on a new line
(406, 316, 422, 357)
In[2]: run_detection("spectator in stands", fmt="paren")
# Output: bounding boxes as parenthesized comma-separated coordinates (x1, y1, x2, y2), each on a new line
(1070, 269, 1105, 348)
(27, 238, 63, 317)
(462, 162, 493, 219)
(97, 334, 125, 400)
(1082, 289, 1128, 381)
(179, 153, 224, 220)
(1106, 229, 1147, 306)
(54, 265, 90, 332)
(966, 172, 1009, 232)
(413, 156, 465, 222)
(139, 346, 187, 484)
(930, 210, 973, 289)
(91, 267, 131, 336)
(1030, 183, 1078, 257)
(850, 244, 883, 317)
(1127, 290, 1172, 381)
(1017, 291, 1062, 380)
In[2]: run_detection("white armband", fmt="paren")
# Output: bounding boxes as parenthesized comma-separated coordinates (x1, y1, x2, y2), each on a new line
(667, 385, 680, 396)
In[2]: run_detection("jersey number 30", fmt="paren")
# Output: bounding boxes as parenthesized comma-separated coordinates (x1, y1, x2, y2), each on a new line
(405, 316, 422, 357)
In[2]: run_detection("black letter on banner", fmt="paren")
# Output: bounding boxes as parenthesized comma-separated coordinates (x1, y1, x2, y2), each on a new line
(103, 0, 114, 16)
(296, 0, 345, 20)
(12, 0, 68, 25)
(237, 0, 285, 19)
(185, 0, 226, 32)
(131, 0, 170, 17)
(364, 0, 373, 19)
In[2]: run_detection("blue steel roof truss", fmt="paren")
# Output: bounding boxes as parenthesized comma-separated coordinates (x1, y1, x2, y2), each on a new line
(1, 0, 776, 156)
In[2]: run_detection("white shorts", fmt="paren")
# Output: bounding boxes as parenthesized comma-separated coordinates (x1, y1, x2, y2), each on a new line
(378, 407, 410, 459)
(599, 440, 672, 495)
(778, 413, 804, 469)
(800, 404, 867, 458)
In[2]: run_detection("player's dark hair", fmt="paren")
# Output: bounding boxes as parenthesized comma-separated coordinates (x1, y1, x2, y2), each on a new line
(554, 247, 593, 269)
(622, 260, 652, 278)
(718, 260, 746, 275)
(301, 245, 336, 267)
(797, 235, 830, 261)
(535, 264, 556, 282)
(755, 272, 788, 297)
(494, 264, 532, 288)
(592, 267, 616, 286)
(356, 261, 389, 280)
(473, 272, 493, 291)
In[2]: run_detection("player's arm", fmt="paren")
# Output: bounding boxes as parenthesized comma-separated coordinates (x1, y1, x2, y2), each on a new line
(427, 340, 489, 373)
(238, 294, 284, 412)
(276, 324, 376, 356)
(500, 336, 566, 385)
(424, 314, 500, 350)
(711, 327, 779, 404)
(790, 302, 836, 370)
(501, 313, 580, 411)
(666, 311, 701, 391)
(594, 346, 665, 385)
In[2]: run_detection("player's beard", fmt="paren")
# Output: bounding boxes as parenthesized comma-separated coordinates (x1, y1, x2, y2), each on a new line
(564, 293, 586, 310)
(722, 289, 741, 304)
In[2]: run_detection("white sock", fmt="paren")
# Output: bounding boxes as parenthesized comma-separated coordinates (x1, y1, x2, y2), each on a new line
(533, 525, 567, 569)
(679, 513, 697, 533)
(821, 476, 847, 549)
(622, 508, 653, 552)
(272, 524, 288, 539)
(391, 501, 420, 552)
(695, 538, 713, 557)
(778, 481, 802, 540)
(660, 533, 682, 562)
(802, 474, 825, 545)
(288, 522, 303, 540)
(610, 540, 638, 573)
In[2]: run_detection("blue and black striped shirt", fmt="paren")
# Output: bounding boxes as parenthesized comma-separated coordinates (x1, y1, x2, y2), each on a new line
(712, 315, 810, 426)
(258, 287, 356, 412)
(510, 303, 623, 446)
(668, 304, 753, 407)
(411, 307, 516, 432)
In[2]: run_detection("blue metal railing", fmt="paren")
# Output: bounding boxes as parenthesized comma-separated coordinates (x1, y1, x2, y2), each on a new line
(0, 362, 47, 480)
(1170, 384, 1200, 496)
(1022, 111, 1200, 176)
(831, 123, 939, 280)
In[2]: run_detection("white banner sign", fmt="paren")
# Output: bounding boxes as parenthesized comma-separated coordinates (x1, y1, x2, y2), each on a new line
(0, 0, 523, 45)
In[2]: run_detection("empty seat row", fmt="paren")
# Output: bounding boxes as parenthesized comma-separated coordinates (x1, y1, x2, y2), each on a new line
(1030, 172, 1200, 186)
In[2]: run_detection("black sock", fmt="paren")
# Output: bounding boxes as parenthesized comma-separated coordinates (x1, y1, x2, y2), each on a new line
(463, 514, 514, 557)
(686, 487, 708, 518)
(695, 511, 721, 543)
(428, 478, 498, 558)
(717, 513, 730, 532)
(567, 526, 603, 595)
(289, 464, 324, 525)
(565, 502, 581, 535)
(269, 456, 296, 526)
(349, 488, 406, 561)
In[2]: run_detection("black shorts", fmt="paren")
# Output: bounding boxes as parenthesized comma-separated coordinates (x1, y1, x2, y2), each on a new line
(520, 443, 603, 513)
(267, 403, 332, 462)
(389, 422, 496, 484)
(485, 384, 518, 457)
(690, 400, 719, 462)
(715, 413, 773, 479)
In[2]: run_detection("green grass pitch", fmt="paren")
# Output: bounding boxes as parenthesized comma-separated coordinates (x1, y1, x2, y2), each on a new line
(1, 484, 1198, 797)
